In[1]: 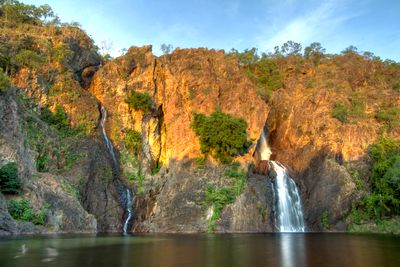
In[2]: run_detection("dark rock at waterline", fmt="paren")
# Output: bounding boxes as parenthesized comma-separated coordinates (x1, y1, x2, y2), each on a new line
(81, 138, 124, 232)
(297, 155, 357, 231)
(217, 173, 275, 232)
(135, 161, 275, 233)
(0, 194, 18, 236)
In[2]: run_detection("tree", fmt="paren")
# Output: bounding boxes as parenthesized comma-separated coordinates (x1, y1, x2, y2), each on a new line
(280, 41, 302, 56)
(0, 0, 55, 25)
(99, 39, 113, 58)
(0, 162, 22, 194)
(304, 42, 325, 65)
(190, 110, 251, 163)
(15, 49, 45, 69)
(0, 68, 11, 92)
(125, 91, 153, 114)
(342, 45, 358, 55)
(160, 43, 173, 55)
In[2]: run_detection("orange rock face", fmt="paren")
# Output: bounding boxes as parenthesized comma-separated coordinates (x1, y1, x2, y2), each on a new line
(89, 46, 269, 165)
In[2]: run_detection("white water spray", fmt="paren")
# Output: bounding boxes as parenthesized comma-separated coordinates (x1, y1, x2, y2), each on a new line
(100, 106, 117, 166)
(270, 161, 305, 232)
(99, 105, 133, 234)
(123, 188, 133, 234)
(256, 129, 305, 232)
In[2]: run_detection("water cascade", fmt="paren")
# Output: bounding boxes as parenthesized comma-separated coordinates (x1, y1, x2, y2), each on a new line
(256, 129, 305, 232)
(99, 105, 133, 234)
(270, 161, 305, 232)
(123, 188, 133, 234)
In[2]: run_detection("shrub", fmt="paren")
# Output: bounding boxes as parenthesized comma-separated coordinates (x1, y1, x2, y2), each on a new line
(125, 91, 153, 114)
(195, 157, 206, 169)
(40, 105, 69, 130)
(36, 151, 49, 172)
(332, 101, 348, 123)
(8, 198, 48, 225)
(0, 162, 22, 194)
(352, 136, 400, 222)
(0, 69, 11, 92)
(375, 107, 400, 130)
(15, 49, 45, 69)
(205, 185, 235, 231)
(321, 211, 330, 229)
(332, 96, 365, 123)
(125, 129, 142, 154)
(204, 163, 247, 231)
(190, 110, 251, 163)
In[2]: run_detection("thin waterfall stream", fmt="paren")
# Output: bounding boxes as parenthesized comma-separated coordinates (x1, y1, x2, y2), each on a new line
(99, 105, 133, 234)
(256, 129, 305, 232)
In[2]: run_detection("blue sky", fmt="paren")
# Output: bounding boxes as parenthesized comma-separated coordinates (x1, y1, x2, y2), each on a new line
(22, 0, 400, 61)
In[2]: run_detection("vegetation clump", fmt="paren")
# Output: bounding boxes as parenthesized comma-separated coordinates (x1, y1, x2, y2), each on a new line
(0, 162, 22, 194)
(191, 110, 251, 163)
(8, 198, 48, 225)
(0, 69, 11, 92)
(125, 129, 142, 155)
(204, 163, 247, 231)
(228, 48, 283, 100)
(375, 107, 400, 130)
(351, 136, 400, 224)
(125, 91, 153, 114)
(332, 94, 365, 123)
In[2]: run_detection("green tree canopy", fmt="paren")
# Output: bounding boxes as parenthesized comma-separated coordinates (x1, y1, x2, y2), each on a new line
(190, 110, 251, 163)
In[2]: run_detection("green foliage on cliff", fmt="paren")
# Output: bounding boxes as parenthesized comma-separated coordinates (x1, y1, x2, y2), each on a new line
(332, 94, 365, 123)
(0, 0, 55, 26)
(0, 69, 11, 92)
(351, 136, 400, 224)
(40, 105, 69, 130)
(125, 129, 142, 155)
(191, 110, 251, 163)
(8, 198, 48, 225)
(15, 49, 45, 69)
(204, 163, 246, 232)
(375, 107, 400, 130)
(321, 211, 330, 229)
(0, 162, 22, 194)
(228, 48, 283, 100)
(125, 91, 153, 114)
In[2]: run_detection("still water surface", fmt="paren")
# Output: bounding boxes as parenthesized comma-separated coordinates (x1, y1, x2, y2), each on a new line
(1, 233, 399, 267)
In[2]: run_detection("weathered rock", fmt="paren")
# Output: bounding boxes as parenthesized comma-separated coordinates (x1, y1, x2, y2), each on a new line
(217, 173, 274, 232)
(298, 156, 356, 230)
(0, 89, 36, 185)
(80, 137, 124, 232)
(255, 160, 269, 175)
(89, 46, 269, 167)
(0, 193, 18, 236)
(26, 173, 97, 233)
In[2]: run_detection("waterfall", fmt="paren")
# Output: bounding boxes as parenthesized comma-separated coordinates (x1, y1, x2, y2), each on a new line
(256, 129, 305, 232)
(270, 161, 305, 232)
(255, 128, 272, 161)
(99, 104, 133, 234)
(123, 188, 133, 234)
(100, 106, 117, 167)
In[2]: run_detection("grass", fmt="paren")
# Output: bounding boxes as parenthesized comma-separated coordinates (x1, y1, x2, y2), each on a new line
(60, 179, 80, 199)
(8, 198, 49, 225)
(321, 210, 330, 229)
(204, 163, 247, 232)
(349, 217, 400, 235)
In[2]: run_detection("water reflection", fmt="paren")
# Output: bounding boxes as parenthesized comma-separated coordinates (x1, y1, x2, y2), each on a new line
(279, 234, 305, 267)
(1, 234, 400, 267)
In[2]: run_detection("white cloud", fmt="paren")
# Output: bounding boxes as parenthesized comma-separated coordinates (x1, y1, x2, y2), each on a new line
(256, 0, 364, 51)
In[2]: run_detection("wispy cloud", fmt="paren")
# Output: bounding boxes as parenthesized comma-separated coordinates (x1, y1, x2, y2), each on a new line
(256, 0, 364, 51)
